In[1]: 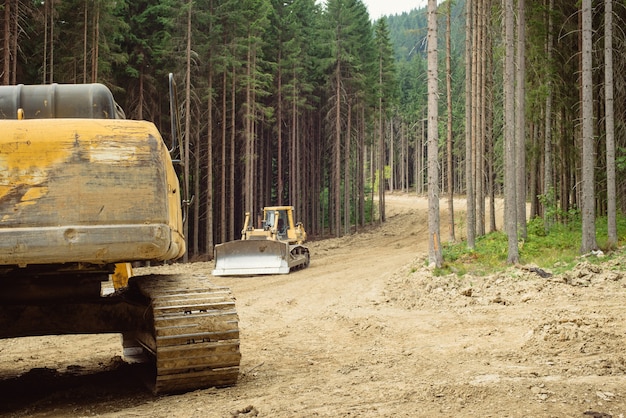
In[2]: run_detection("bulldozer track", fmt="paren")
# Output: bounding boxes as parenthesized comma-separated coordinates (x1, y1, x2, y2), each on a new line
(129, 274, 241, 394)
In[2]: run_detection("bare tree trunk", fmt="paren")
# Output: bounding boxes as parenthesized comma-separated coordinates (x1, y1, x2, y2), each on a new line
(515, 0, 527, 239)
(290, 72, 298, 208)
(83, 2, 88, 83)
(229, 65, 236, 241)
(475, 0, 485, 237)
(465, 0, 475, 249)
(206, 0, 215, 257)
(277, 52, 284, 205)
(378, 86, 384, 220)
(504, 0, 519, 264)
(91, 3, 99, 82)
(427, 0, 442, 268)
(399, 120, 404, 192)
(485, 0, 495, 233)
(389, 118, 394, 192)
(10, 0, 17, 84)
(580, 0, 597, 253)
(605, 0, 617, 247)
(206, 82, 214, 256)
(41, 0, 62, 83)
(138, 71, 144, 119)
(359, 107, 365, 227)
(193, 125, 200, 258)
(446, 0, 455, 242)
(182, 0, 192, 262)
(344, 102, 351, 235)
(221, 71, 227, 243)
(3, 0, 11, 85)
(529, 123, 538, 218)
(245, 39, 253, 214)
(50, 0, 54, 82)
(543, 0, 555, 229)
(335, 62, 342, 235)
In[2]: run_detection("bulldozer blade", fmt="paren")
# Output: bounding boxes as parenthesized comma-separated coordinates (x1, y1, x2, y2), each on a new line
(212, 240, 291, 276)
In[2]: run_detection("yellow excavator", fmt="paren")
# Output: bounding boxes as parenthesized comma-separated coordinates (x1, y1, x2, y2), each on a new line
(212, 206, 310, 276)
(0, 80, 240, 394)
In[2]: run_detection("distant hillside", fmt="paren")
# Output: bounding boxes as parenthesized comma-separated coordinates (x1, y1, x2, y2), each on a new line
(385, 0, 466, 62)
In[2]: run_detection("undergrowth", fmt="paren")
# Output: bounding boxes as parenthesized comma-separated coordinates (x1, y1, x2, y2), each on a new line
(435, 214, 626, 277)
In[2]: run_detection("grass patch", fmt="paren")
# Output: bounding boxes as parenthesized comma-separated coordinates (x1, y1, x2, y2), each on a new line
(435, 214, 626, 277)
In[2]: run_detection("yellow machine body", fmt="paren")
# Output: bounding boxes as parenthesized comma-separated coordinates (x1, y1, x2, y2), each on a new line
(0, 118, 185, 266)
(212, 205, 309, 276)
(0, 83, 241, 394)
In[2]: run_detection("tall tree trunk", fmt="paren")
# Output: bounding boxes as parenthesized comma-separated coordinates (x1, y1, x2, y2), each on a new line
(229, 64, 236, 241)
(543, 0, 555, 229)
(206, 79, 214, 256)
(277, 51, 284, 205)
(182, 0, 192, 262)
(193, 124, 200, 257)
(378, 79, 385, 222)
(580, 0, 597, 253)
(42, 0, 54, 84)
(359, 106, 365, 227)
(605, 0, 617, 247)
(91, 3, 99, 82)
(504, 0, 519, 264)
(83, 2, 88, 83)
(3, 0, 10, 85)
(344, 101, 351, 235)
(10, 0, 17, 84)
(43, 0, 48, 83)
(482, 0, 496, 231)
(221, 71, 227, 243)
(446, 0, 455, 242)
(290, 70, 298, 208)
(427, 0, 442, 267)
(206, 0, 215, 257)
(50, 0, 54, 83)
(465, 0, 475, 249)
(515, 0, 527, 239)
(389, 118, 394, 192)
(245, 38, 253, 214)
(335, 61, 342, 236)
(475, 0, 484, 237)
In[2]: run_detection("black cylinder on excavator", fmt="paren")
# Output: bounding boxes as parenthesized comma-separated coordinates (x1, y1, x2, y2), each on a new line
(0, 83, 122, 120)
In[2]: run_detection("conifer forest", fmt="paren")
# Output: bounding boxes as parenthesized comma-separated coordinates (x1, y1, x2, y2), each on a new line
(1, 0, 625, 261)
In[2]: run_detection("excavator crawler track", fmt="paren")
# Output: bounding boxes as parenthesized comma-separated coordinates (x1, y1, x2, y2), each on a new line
(127, 274, 240, 394)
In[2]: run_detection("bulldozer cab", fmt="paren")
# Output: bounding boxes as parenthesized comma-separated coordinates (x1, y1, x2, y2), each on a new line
(264, 208, 289, 239)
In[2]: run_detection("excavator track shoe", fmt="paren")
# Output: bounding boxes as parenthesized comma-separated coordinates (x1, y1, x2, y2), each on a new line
(128, 274, 240, 394)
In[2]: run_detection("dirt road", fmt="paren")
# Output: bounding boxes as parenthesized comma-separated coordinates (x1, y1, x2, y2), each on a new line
(1, 194, 625, 417)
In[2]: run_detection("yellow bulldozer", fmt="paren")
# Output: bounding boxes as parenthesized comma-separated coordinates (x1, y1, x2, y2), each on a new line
(212, 206, 310, 276)
(0, 80, 240, 394)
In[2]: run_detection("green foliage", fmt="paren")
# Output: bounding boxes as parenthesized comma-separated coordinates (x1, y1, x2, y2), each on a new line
(319, 186, 376, 229)
(616, 147, 626, 171)
(437, 213, 626, 277)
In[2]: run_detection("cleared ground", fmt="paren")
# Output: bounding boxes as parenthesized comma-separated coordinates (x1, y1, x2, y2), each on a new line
(1, 194, 625, 417)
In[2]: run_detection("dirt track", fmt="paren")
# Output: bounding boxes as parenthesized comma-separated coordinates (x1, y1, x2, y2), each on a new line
(1, 194, 625, 417)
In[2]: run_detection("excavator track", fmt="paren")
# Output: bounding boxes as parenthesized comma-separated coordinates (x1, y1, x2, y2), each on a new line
(125, 273, 241, 394)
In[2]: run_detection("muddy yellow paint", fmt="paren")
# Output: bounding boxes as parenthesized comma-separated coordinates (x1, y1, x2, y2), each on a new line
(0, 118, 186, 261)
(20, 186, 48, 204)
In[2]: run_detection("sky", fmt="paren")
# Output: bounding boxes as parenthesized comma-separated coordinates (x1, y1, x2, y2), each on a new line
(361, 0, 428, 19)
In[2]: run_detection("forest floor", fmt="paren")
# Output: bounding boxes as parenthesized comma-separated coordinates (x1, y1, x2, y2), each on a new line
(1, 193, 626, 417)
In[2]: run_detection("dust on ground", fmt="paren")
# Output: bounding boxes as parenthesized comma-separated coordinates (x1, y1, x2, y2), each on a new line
(1, 193, 625, 417)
